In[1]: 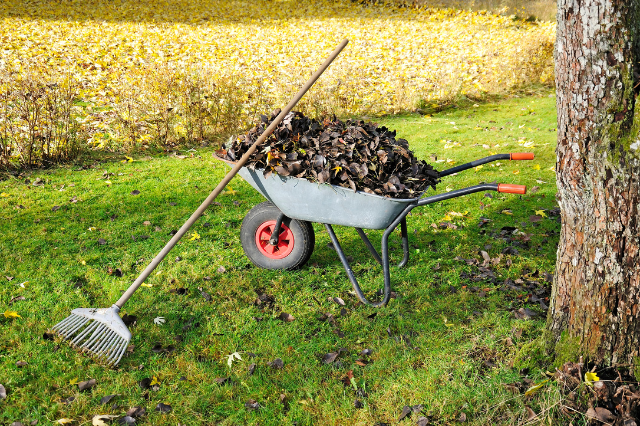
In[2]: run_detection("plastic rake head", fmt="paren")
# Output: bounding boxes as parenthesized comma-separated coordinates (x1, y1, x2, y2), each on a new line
(52, 305, 132, 366)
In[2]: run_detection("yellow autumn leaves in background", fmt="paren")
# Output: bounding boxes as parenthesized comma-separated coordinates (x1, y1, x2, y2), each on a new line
(0, 0, 555, 151)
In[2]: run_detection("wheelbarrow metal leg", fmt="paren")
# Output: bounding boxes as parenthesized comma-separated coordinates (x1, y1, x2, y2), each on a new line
(398, 218, 410, 268)
(355, 220, 410, 268)
(324, 224, 393, 307)
(355, 228, 383, 266)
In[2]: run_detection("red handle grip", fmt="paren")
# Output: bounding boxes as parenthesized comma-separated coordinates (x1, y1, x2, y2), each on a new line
(510, 153, 534, 160)
(498, 184, 526, 194)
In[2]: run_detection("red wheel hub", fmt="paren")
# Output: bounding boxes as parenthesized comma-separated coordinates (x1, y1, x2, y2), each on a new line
(255, 221, 294, 259)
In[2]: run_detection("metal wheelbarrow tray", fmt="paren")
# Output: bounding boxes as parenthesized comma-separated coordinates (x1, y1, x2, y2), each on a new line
(218, 152, 534, 307)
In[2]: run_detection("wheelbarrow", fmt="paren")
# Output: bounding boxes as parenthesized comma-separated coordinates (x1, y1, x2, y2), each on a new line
(216, 152, 534, 307)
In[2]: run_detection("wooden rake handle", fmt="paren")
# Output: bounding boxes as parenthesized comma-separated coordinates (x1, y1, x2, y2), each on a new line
(115, 39, 350, 308)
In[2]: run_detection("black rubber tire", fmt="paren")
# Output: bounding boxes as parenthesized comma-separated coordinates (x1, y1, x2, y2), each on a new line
(240, 201, 315, 270)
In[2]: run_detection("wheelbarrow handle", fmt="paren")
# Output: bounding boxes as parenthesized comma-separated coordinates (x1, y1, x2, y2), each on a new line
(417, 182, 526, 206)
(510, 152, 535, 160)
(498, 183, 527, 194)
(438, 153, 534, 177)
(417, 183, 500, 206)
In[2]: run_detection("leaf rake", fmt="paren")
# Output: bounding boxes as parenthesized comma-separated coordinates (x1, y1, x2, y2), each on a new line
(51, 39, 349, 366)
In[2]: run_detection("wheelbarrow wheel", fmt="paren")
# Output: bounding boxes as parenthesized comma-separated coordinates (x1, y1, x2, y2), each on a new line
(241, 201, 315, 270)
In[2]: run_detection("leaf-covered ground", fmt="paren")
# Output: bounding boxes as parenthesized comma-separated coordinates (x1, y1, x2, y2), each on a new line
(0, 93, 563, 425)
(0, 0, 554, 129)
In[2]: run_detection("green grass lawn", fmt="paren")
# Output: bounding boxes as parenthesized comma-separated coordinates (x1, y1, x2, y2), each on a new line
(0, 91, 561, 425)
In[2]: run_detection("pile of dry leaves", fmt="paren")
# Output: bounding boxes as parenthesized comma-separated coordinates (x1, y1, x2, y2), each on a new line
(555, 360, 640, 425)
(215, 110, 440, 199)
(508, 359, 640, 425)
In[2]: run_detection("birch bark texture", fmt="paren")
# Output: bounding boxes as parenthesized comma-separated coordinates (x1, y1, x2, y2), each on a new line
(549, 0, 640, 367)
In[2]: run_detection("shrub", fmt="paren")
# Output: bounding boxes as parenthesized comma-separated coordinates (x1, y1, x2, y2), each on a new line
(107, 66, 262, 152)
(0, 70, 85, 169)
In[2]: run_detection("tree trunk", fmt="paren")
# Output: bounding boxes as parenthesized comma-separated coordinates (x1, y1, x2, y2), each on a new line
(549, 0, 640, 369)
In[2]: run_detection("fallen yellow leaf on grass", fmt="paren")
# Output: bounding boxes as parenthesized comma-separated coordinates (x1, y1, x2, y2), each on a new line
(524, 380, 548, 396)
(4, 310, 21, 318)
(69, 377, 80, 385)
(474, 165, 484, 171)
(55, 419, 75, 425)
(141, 283, 153, 288)
(223, 186, 237, 196)
(532, 164, 541, 170)
(502, 210, 513, 215)
(93, 415, 118, 426)
(535, 210, 547, 217)
(105, 180, 112, 185)
(585, 371, 600, 385)
(150, 376, 160, 386)
(513, 170, 520, 175)
(0, 192, 9, 197)
(189, 231, 200, 241)
(448, 211, 468, 217)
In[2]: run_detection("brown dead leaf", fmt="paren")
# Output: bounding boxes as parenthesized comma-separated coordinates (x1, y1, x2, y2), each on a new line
(322, 352, 339, 364)
(398, 405, 412, 421)
(268, 358, 284, 369)
(245, 399, 261, 410)
(155, 402, 172, 413)
(525, 406, 537, 421)
(9, 296, 25, 304)
(330, 296, 346, 306)
(78, 378, 96, 391)
(586, 407, 615, 424)
(279, 313, 295, 322)
(125, 407, 145, 418)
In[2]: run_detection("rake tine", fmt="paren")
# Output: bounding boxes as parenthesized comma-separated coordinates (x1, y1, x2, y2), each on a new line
(85, 337, 105, 355)
(53, 314, 77, 331)
(62, 317, 89, 338)
(108, 336, 126, 359)
(102, 340, 119, 362)
(86, 331, 110, 355)
(65, 316, 88, 334)
(70, 320, 99, 346)
(103, 337, 123, 361)
(109, 342, 125, 365)
(57, 315, 83, 334)
(93, 330, 116, 356)
(80, 324, 106, 349)
(112, 340, 128, 366)
(94, 331, 117, 357)
(80, 323, 106, 349)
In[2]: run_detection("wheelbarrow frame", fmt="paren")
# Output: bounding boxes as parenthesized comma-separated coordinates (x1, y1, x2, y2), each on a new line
(219, 153, 533, 307)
